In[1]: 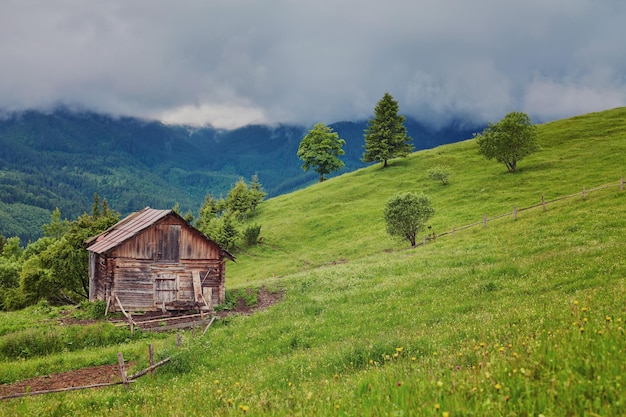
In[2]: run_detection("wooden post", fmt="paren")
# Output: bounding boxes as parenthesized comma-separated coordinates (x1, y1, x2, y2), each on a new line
(483, 214, 487, 227)
(542, 195, 546, 212)
(149, 344, 155, 376)
(177, 333, 182, 348)
(423, 235, 426, 245)
(117, 352, 129, 389)
(582, 185, 586, 200)
(513, 206, 517, 221)
(451, 227, 455, 237)
(202, 316, 216, 336)
(115, 296, 136, 335)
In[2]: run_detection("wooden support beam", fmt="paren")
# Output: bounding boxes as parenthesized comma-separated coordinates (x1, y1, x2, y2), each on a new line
(115, 296, 136, 325)
(128, 357, 171, 381)
(202, 316, 217, 336)
(0, 381, 135, 401)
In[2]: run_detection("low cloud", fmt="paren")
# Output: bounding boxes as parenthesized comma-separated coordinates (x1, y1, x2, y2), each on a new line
(1, 0, 625, 128)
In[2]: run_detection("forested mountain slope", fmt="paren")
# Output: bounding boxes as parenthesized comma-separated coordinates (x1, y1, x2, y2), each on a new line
(0, 109, 479, 242)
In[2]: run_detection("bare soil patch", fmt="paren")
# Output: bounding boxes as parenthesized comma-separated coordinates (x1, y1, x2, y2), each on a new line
(0, 364, 122, 398)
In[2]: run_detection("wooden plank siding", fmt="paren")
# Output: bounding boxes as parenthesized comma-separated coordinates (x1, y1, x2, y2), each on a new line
(86, 208, 233, 313)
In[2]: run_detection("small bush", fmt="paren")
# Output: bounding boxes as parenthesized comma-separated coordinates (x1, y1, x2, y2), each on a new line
(428, 166, 450, 185)
(243, 224, 262, 246)
(73, 301, 108, 320)
(0, 287, 27, 311)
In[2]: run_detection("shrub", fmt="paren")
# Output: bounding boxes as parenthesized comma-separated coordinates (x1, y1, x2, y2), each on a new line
(243, 224, 262, 246)
(428, 166, 450, 185)
(0, 287, 27, 311)
(75, 300, 108, 320)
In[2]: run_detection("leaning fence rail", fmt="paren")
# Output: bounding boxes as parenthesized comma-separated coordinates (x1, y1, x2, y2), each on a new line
(416, 177, 624, 247)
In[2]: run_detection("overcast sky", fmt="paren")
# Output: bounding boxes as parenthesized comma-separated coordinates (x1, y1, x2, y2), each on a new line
(1, 1, 625, 129)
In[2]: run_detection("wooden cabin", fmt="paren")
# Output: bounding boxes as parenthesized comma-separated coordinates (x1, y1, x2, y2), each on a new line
(85, 207, 234, 313)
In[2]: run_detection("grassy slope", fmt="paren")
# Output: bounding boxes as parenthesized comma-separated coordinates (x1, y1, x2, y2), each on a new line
(229, 107, 626, 283)
(0, 107, 625, 416)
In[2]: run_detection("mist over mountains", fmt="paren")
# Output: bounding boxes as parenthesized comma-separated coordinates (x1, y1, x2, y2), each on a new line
(0, 109, 481, 242)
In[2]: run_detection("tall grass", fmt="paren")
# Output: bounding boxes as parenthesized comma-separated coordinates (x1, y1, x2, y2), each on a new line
(0, 108, 624, 416)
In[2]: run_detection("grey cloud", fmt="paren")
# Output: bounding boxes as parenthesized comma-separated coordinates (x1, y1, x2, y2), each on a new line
(0, 0, 624, 128)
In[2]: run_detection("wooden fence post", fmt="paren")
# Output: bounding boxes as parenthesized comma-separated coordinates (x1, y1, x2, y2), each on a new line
(117, 352, 129, 389)
(483, 214, 487, 227)
(542, 195, 546, 212)
(149, 344, 155, 376)
(582, 185, 586, 200)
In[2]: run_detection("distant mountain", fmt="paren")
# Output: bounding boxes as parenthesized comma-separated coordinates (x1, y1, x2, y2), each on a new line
(0, 109, 481, 242)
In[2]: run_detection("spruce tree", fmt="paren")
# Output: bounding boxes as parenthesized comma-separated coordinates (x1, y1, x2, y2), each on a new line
(362, 92, 413, 167)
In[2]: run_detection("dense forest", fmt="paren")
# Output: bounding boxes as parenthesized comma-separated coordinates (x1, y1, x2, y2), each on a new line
(0, 109, 480, 242)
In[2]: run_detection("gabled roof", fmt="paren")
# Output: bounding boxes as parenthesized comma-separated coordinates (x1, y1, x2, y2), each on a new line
(85, 207, 234, 260)
(85, 207, 171, 254)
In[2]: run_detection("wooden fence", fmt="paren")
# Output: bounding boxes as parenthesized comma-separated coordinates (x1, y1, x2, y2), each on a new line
(0, 345, 170, 400)
(416, 177, 624, 246)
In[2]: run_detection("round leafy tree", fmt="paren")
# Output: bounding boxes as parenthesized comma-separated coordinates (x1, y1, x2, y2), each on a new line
(475, 111, 539, 173)
(384, 192, 434, 247)
(297, 123, 346, 182)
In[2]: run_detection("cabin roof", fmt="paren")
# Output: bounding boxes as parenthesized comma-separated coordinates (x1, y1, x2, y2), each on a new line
(85, 207, 234, 260)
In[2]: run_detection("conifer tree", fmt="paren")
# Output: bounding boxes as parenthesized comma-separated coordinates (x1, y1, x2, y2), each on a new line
(362, 92, 413, 167)
(249, 174, 267, 211)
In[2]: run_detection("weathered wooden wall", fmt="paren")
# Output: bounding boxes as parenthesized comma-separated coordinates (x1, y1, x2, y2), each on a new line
(90, 214, 227, 312)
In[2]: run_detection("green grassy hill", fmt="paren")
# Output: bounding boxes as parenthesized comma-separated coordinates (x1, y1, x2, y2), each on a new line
(0, 108, 625, 416)
(229, 107, 626, 283)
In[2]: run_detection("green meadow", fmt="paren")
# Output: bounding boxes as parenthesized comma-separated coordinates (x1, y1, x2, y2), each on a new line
(1, 107, 625, 416)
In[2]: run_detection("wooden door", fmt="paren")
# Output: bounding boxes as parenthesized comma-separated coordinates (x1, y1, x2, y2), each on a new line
(155, 274, 178, 305)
